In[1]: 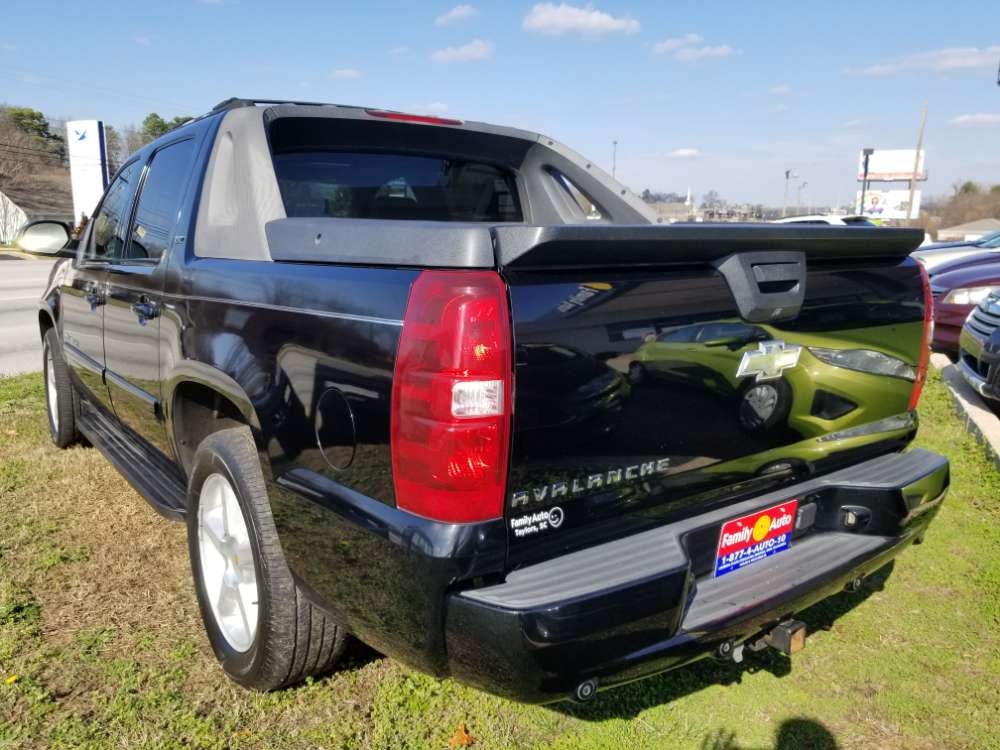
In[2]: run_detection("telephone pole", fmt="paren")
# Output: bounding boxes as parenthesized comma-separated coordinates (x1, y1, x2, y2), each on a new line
(783, 170, 797, 217)
(907, 103, 928, 225)
(612, 140, 618, 179)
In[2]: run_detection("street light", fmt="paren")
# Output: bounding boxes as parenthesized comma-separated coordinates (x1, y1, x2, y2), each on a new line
(783, 170, 798, 217)
(612, 140, 618, 179)
(859, 147, 874, 216)
(797, 181, 808, 212)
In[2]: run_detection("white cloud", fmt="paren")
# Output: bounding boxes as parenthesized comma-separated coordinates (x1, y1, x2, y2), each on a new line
(768, 83, 791, 95)
(134, 35, 151, 46)
(666, 148, 701, 159)
(435, 4, 478, 26)
(331, 68, 362, 79)
(673, 45, 733, 62)
(653, 33, 702, 54)
(842, 117, 877, 129)
(653, 33, 732, 62)
(950, 113, 1000, 127)
(769, 103, 789, 114)
(431, 38, 494, 63)
(388, 45, 411, 56)
(523, 3, 640, 36)
(846, 45, 1000, 76)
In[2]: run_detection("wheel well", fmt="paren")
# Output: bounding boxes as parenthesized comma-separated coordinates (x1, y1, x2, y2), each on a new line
(39, 310, 54, 340)
(171, 382, 247, 476)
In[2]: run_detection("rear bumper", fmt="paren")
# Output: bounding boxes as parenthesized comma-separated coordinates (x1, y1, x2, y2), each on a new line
(445, 449, 948, 703)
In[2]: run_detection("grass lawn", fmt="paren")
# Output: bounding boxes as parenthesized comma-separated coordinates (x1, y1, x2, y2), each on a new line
(1, 370, 998, 749)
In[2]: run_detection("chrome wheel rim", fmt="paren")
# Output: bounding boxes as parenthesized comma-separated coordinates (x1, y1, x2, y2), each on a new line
(198, 473, 259, 652)
(46, 347, 58, 433)
(744, 383, 779, 420)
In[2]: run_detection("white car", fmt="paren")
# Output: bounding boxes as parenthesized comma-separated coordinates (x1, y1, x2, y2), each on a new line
(772, 214, 875, 226)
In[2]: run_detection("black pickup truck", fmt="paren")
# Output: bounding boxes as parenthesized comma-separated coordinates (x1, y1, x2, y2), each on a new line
(24, 98, 948, 704)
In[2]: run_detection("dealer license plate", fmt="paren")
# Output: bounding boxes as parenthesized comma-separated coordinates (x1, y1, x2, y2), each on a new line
(714, 499, 799, 578)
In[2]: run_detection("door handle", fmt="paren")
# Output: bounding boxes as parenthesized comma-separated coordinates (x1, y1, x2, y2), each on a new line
(131, 298, 160, 325)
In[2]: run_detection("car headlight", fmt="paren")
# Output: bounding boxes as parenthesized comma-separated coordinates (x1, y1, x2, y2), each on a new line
(808, 347, 916, 381)
(941, 286, 995, 306)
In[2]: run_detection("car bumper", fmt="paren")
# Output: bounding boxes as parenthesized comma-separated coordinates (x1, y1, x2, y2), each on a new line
(932, 302, 973, 354)
(958, 323, 1000, 401)
(445, 449, 948, 703)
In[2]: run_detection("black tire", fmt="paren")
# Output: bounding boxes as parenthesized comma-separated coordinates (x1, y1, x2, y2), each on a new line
(186, 426, 348, 690)
(43, 328, 79, 448)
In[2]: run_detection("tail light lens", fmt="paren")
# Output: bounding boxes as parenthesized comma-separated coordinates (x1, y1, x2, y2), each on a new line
(908, 262, 933, 411)
(391, 271, 512, 523)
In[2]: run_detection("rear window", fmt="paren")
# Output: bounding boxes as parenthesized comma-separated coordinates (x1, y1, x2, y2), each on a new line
(272, 151, 522, 222)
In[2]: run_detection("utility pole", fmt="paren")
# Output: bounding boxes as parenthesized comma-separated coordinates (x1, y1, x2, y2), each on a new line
(612, 140, 618, 179)
(783, 170, 797, 217)
(797, 181, 808, 212)
(859, 148, 874, 217)
(907, 103, 928, 225)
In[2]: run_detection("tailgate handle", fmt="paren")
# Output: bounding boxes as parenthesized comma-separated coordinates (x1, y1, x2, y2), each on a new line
(714, 251, 806, 323)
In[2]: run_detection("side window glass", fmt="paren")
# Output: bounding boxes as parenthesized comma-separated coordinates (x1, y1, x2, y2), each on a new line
(87, 161, 141, 261)
(550, 170, 604, 221)
(126, 139, 198, 263)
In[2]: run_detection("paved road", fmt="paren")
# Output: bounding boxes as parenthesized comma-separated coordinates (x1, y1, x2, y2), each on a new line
(0, 253, 57, 376)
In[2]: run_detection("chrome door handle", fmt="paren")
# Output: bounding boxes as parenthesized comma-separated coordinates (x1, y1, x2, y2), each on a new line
(130, 300, 159, 324)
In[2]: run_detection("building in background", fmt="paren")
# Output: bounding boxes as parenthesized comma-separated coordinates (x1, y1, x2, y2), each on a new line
(937, 218, 1000, 242)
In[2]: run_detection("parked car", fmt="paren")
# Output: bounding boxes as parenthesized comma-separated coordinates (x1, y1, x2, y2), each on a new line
(623, 318, 918, 434)
(929, 261, 1000, 355)
(957, 290, 1000, 402)
(912, 229, 1000, 272)
(772, 214, 875, 226)
(23, 98, 947, 705)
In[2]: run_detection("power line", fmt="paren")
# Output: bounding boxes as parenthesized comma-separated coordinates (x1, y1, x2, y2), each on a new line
(0, 65, 202, 114)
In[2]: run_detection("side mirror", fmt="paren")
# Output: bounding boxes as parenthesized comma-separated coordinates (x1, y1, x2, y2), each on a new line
(15, 220, 73, 256)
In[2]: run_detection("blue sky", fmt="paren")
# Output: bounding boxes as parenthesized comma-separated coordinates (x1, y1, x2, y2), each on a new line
(2, 1, 999, 206)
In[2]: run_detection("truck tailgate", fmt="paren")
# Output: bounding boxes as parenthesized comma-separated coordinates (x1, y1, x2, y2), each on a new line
(496, 224, 927, 566)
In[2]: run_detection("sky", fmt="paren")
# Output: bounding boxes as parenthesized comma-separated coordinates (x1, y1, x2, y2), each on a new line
(2, 0, 999, 208)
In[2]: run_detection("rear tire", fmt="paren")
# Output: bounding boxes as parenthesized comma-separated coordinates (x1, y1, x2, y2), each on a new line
(43, 329, 78, 448)
(186, 426, 348, 690)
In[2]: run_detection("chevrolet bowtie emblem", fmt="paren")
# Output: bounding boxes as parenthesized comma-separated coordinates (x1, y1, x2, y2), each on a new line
(736, 340, 801, 382)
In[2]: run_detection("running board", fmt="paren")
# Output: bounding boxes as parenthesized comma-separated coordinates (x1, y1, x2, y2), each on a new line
(77, 396, 187, 521)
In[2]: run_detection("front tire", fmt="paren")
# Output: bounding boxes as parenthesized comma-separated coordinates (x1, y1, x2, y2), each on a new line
(43, 329, 78, 448)
(186, 426, 348, 690)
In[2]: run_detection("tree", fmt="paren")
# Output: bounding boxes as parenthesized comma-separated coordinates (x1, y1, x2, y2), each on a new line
(103, 124, 123, 175)
(141, 113, 170, 141)
(6, 107, 50, 139)
(701, 189, 724, 208)
(141, 113, 194, 143)
(3, 106, 65, 162)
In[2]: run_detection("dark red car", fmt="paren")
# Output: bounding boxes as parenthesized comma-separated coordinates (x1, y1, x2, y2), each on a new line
(930, 259, 1000, 355)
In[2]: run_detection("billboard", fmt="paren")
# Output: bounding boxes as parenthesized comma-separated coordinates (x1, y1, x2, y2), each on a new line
(857, 149, 926, 182)
(855, 189, 921, 220)
(66, 120, 109, 225)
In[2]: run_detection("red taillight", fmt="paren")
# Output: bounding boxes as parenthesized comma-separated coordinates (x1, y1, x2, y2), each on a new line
(908, 262, 933, 411)
(391, 271, 512, 523)
(365, 109, 464, 126)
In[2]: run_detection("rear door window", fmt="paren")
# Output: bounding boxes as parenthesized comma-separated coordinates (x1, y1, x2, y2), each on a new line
(126, 138, 198, 263)
(272, 151, 522, 222)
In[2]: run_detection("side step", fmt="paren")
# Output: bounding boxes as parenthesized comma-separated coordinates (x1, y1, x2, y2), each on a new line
(77, 397, 187, 521)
